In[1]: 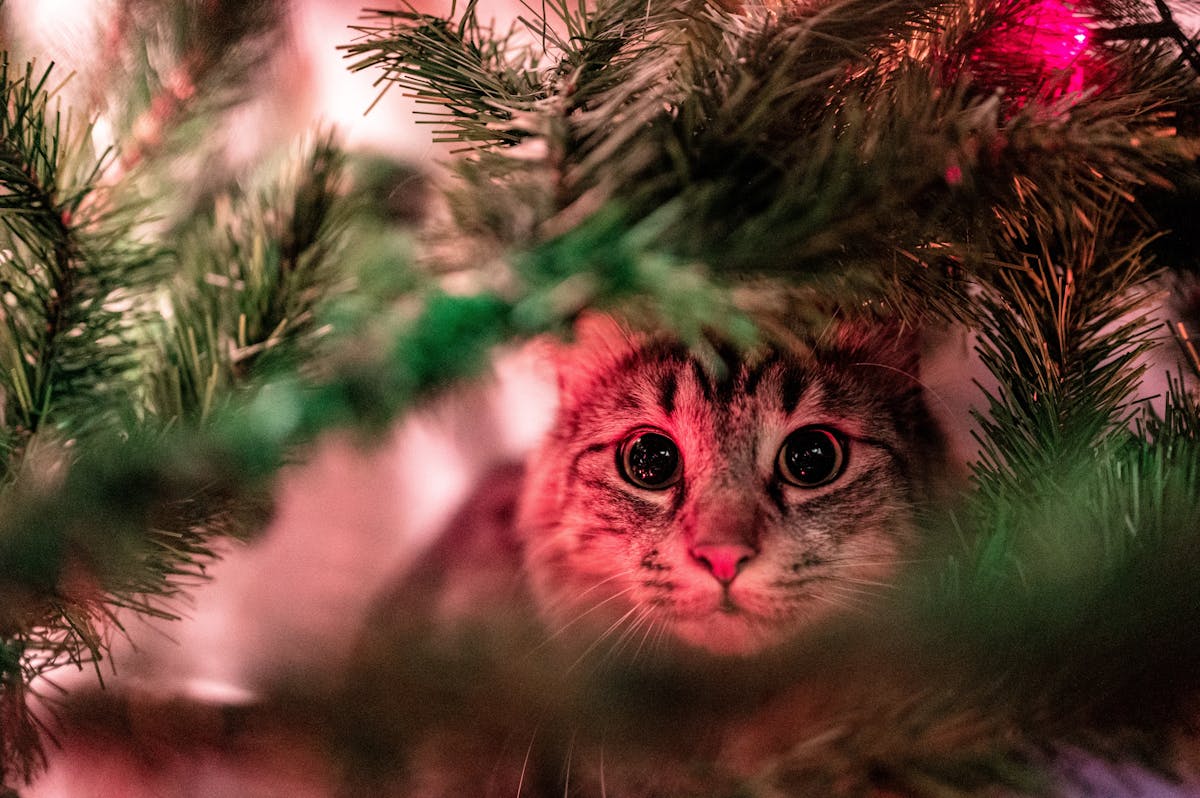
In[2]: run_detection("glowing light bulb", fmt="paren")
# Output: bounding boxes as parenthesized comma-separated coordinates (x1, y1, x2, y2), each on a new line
(1022, 0, 1091, 75)
(968, 0, 1096, 106)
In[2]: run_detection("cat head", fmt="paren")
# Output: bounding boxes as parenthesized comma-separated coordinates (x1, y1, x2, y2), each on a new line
(516, 313, 944, 658)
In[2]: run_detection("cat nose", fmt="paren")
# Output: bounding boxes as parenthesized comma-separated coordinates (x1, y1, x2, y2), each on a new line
(690, 543, 756, 585)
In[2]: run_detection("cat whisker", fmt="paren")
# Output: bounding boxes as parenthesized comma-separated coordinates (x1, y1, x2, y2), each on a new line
(516, 722, 539, 798)
(806, 585, 868, 613)
(812, 553, 931, 568)
(851, 359, 956, 423)
(821, 579, 886, 600)
(652, 618, 671, 657)
(638, 614, 670, 661)
(590, 614, 638, 667)
(610, 606, 652, 652)
(539, 574, 630, 622)
(568, 568, 640, 605)
(830, 576, 899, 592)
(817, 555, 915, 566)
(561, 730, 577, 798)
(582, 603, 671, 674)
(568, 604, 645, 673)
(532, 582, 640, 654)
(772, 573, 888, 607)
(834, 574, 906, 594)
(770, 577, 824, 590)
(809, 594, 863, 614)
(832, 583, 897, 610)
(599, 740, 609, 798)
(630, 611, 662, 664)
(612, 606, 661, 665)
(633, 612, 672, 666)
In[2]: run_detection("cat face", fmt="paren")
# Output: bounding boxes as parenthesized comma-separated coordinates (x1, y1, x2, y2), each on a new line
(517, 316, 940, 657)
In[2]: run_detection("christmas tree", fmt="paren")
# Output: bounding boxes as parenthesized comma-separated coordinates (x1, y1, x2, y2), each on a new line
(1, 0, 1200, 794)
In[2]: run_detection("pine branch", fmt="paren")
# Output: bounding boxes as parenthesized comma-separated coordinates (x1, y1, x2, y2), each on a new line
(96, 0, 287, 170)
(337, 1, 1200, 792)
(968, 223, 1160, 506)
(345, 2, 545, 148)
(0, 55, 150, 781)
(351, 0, 1195, 299)
(148, 133, 353, 422)
(0, 58, 162, 444)
(0, 54, 289, 784)
(923, 203, 1200, 746)
(0, 0, 1191, 789)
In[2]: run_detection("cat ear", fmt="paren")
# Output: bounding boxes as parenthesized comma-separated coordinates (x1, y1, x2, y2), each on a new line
(553, 312, 641, 402)
(823, 318, 924, 396)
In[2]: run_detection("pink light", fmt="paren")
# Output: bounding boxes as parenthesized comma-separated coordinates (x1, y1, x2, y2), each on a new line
(1019, 0, 1092, 87)
(970, 0, 1095, 102)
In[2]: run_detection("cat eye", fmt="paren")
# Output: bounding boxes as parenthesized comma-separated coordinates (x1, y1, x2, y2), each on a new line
(618, 430, 682, 490)
(777, 427, 846, 488)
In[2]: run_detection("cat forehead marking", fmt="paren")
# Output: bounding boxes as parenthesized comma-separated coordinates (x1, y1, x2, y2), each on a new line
(641, 347, 829, 421)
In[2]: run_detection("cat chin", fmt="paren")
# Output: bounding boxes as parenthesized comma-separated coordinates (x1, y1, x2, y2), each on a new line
(668, 613, 785, 657)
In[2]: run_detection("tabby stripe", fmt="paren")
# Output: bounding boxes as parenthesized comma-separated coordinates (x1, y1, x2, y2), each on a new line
(690, 359, 714, 402)
(765, 478, 788, 516)
(856, 435, 910, 484)
(576, 474, 664, 518)
(670, 476, 688, 515)
(742, 351, 781, 397)
(786, 467, 893, 530)
(780, 369, 807, 415)
(658, 371, 678, 416)
(567, 442, 609, 485)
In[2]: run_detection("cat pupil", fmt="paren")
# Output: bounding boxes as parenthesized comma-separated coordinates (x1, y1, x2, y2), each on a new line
(779, 427, 845, 487)
(621, 431, 681, 489)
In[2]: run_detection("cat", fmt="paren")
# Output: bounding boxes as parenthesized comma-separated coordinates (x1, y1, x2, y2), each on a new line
(516, 312, 949, 658)
(331, 310, 956, 796)
(353, 310, 950, 658)
(335, 310, 1200, 798)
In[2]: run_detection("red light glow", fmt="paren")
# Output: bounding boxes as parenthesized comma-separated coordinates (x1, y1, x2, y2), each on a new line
(966, 0, 1096, 104)
(1020, 0, 1092, 92)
